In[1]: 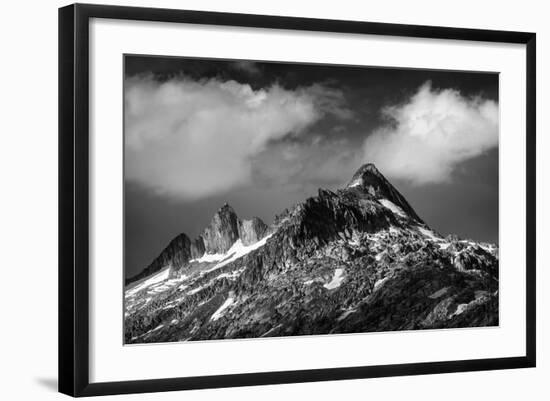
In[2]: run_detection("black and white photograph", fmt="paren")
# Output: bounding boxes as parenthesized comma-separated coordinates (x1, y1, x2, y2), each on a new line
(123, 55, 499, 344)
(0, 0, 543, 398)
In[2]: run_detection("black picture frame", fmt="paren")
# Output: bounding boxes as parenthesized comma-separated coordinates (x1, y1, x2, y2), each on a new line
(59, 3, 536, 397)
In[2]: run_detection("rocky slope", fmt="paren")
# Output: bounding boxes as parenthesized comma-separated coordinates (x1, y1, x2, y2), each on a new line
(124, 163, 498, 343)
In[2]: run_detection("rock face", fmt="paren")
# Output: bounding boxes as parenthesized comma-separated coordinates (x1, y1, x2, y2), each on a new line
(190, 237, 205, 260)
(125, 233, 193, 285)
(347, 163, 423, 223)
(239, 217, 268, 246)
(202, 203, 241, 254)
(124, 163, 499, 343)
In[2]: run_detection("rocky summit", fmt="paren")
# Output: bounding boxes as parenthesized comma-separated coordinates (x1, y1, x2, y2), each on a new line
(124, 163, 499, 343)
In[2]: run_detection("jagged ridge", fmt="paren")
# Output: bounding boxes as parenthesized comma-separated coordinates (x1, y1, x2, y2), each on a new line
(124, 163, 499, 343)
(126, 204, 269, 285)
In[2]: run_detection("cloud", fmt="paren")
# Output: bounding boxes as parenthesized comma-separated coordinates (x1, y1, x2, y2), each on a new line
(362, 82, 498, 185)
(125, 75, 350, 200)
(250, 135, 362, 193)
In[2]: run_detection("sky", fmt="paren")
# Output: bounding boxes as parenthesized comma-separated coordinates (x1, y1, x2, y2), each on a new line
(124, 55, 499, 279)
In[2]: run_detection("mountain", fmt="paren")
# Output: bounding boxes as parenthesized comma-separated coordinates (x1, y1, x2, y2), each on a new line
(124, 163, 499, 343)
(125, 203, 268, 286)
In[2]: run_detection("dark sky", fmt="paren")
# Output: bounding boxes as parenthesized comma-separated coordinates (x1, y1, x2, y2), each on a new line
(124, 55, 499, 279)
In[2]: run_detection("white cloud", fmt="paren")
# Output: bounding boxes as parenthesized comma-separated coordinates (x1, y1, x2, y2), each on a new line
(363, 81, 498, 185)
(125, 75, 349, 200)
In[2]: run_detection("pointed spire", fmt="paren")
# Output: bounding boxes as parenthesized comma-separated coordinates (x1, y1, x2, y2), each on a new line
(347, 163, 383, 188)
(202, 203, 240, 254)
(346, 163, 423, 223)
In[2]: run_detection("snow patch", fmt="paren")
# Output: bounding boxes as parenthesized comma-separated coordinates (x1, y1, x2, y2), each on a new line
(429, 287, 450, 299)
(190, 252, 227, 264)
(324, 268, 345, 290)
(140, 323, 165, 338)
(417, 226, 441, 241)
(187, 285, 206, 295)
(211, 297, 234, 321)
(478, 243, 497, 253)
(337, 308, 357, 321)
(452, 303, 469, 317)
(206, 234, 274, 273)
(162, 302, 178, 310)
(260, 324, 283, 337)
(215, 267, 246, 280)
(379, 199, 407, 218)
(373, 276, 390, 290)
(126, 267, 171, 296)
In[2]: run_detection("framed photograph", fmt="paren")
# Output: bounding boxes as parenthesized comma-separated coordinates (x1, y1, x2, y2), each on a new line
(59, 3, 536, 397)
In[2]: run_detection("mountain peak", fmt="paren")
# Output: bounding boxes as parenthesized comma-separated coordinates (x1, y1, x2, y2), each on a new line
(347, 163, 382, 187)
(202, 204, 240, 254)
(346, 163, 423, 223)
(218, 202, 235, 213)
(357, 163, 381, 175)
